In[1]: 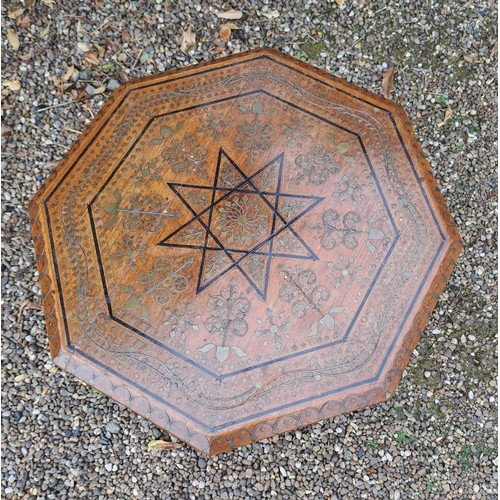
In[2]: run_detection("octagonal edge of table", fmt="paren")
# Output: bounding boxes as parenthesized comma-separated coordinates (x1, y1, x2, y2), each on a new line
(29, 48, 463, 455)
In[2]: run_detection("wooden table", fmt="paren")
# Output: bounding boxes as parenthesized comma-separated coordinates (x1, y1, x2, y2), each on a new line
(30, 48, 462, 455)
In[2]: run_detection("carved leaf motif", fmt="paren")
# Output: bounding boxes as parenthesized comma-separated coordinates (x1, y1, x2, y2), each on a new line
(336, 141, 350, 154)
(199, 343, 215, 353)
(369, 228, 385, 240)
(252, 101, 264, 114)
(366, 240, 376, 254)
(231, 346, 247, 357)
(216, 346, 230, 362)
(160, 126, 174, 138)
(103, 203, 119, 215)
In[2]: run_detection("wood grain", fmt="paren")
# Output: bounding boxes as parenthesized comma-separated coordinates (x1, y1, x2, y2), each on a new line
(29, 48, 462, 455)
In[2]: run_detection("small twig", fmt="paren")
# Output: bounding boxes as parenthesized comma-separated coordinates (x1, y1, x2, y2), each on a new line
(26, 123, 69, 149)
(131, 49, 142, 71)
(351, 34, 366, 47)
(64, 127, 82, 135)
(110, 39, 133, 60)
(36, 100, 77, 113)
(17, 299, 43, 343)
(306, 33, 321, 44)
(89, 16, 113, 37)
(414, 109, 438, 122)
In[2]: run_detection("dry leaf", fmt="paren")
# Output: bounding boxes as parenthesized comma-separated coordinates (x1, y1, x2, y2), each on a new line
(8, 5, 25, 19)
(85, 52, 100, 65)
(7, 80, 21, 91)
(118, 68, 129, 82)
(180, 25, 196, 53)
(17, 15, 31, 29)
(1, 125, 12, 138)
(96, 44, 105, 58)
(224, 22, 239, 30)
(335, 0, 345, 5)
(219, 25, 231, 43)
(215, 9, 243, 20)
(19, 53, 31, 61)
(437, 106, 453, 128)
(147, 440, 182, 451)
(261, 10, 279, 19)
(7, 29, 20, 51)
(94, 86, 106, 94)
(463, 54, 477, 64)
(40, 22, 51, 37)
(491, 41, 498, 56)
(61, 65, 75, 82)
(78, 41, 91, 52)
(26, 0, 37, 7)
(381, 67, 395, 99)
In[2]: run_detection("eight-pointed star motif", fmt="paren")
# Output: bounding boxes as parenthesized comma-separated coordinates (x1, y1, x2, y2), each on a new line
(158, 149, 324, 298)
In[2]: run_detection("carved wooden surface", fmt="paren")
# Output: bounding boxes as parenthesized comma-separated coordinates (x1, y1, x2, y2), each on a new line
(29, 48, 462, 455)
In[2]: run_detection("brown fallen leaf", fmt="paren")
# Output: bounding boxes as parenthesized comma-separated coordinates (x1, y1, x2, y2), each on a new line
(437, 106, 453, 128)
(215, 9, 243, 20)
(61, 65, 75, 82)
(491, 41, 498, 56)
(96, 44, 106, 59)
(122, 30, 132, 43)
(19, 53, 31, 61)
(17, 15, 31, 29)
(2, 125, 12, 138)
(219, 25, 232, 43)
(7, 29, 20, 51)
(180, 25, 196, 53)
(40, 21, 51, 37)
(335, 0, 346, 5)
(463, 54, 477, 64)
(381, 67, 395, 99)
(7, 5, 24, 19)
(147, 440, 182, 451)
(6, 80, 21, 91)
(26, 0, 37, 8)
(85, 52, 100, 65)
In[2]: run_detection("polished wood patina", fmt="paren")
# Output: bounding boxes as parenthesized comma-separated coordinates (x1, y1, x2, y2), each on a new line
(29, 48, 462, 455)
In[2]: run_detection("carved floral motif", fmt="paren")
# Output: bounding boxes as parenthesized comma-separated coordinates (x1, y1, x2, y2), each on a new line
(199, 280, 250, 362)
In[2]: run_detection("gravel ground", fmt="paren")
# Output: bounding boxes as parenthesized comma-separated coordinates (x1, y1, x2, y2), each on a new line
(2, 1, 498, 498)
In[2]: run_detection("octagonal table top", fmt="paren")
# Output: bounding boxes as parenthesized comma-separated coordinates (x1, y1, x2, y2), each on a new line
(30, 48, 462, 455)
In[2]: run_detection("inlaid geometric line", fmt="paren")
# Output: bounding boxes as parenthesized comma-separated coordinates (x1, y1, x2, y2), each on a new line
(159, 148, 324, 298)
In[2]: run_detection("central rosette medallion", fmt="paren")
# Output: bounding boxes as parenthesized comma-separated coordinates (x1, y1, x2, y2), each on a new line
(159, 149, 324, 298)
